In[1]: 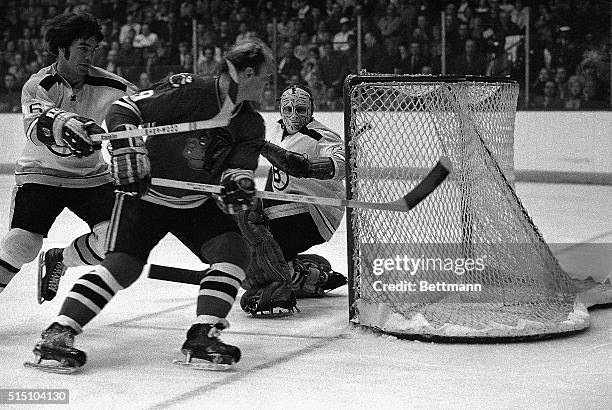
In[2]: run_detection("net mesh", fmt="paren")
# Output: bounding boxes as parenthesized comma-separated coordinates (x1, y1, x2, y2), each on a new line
(346, 75, 589, 340)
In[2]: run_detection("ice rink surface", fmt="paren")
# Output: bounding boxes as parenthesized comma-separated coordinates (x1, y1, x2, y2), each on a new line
(0, 175, 610, 409)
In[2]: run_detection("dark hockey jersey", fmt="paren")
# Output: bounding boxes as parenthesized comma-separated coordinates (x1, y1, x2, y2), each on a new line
(106, 73, 265, 208)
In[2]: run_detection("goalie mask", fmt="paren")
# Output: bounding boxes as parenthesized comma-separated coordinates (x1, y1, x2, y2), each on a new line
(280, 85, 313, 134)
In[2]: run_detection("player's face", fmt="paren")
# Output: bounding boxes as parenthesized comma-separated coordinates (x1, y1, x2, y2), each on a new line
(243, 62, 274, 102)
(280, 86, 312, 134)
(60, 37, 98, 79)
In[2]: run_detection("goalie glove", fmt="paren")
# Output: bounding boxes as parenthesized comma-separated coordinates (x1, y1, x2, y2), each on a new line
(261, 141, 335, 179)
(108, 125, 151, 196)
(216, 169, 255, 214)
(37, 108, 104, 157)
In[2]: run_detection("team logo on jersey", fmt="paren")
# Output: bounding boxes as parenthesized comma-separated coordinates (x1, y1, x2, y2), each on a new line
(182, 128, 233, 172)
(168, 73, 193, 88)
(272, 166, 289, 191)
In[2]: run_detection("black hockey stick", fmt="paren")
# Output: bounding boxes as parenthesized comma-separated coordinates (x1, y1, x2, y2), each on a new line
(148, 264, 203, 285)
(151, 156, 452, 213)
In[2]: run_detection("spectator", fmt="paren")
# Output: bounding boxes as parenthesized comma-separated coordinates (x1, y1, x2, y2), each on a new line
(398, 41, 427, 75)
(197, 45, 222, 78)
(319, 86, 342, 111)
(104, 49, 122, 76)
(531, 80, 564, 110)
(118, 41, 142, 84)
(138, 71, 152, 90)
(332, 17, 353, 52)
(7, 53, 27, 86)
(0, 72, 21, 113)
(176, 1, 196, 43)
(278, 41, 303, 91)
(119, 13, 141, 45)
(133, 24, 159, 49)
(175, 41, 193, 73)
(235, 22, 256, 44)
(531, 67, 551, 97)
(362, 32, 385, 74)
(339, 34, 358, 77)
(216, 21, 233, 48)
(554, 66, 569, 101)
(301, 47, 322, 92)
(260, 88, 277, 111)
(377, 5, 402, 42)
(294, 31, 313, 62)
(378, 38, 400, 74)
(582, 78, 608, 109)
(564, 75, 585, 110)
(318, 41, 345, 95)
(452, 39, 486, 75)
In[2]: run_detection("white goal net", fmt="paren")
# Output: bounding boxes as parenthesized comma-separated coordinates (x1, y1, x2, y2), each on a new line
(344, 74, 591, 341)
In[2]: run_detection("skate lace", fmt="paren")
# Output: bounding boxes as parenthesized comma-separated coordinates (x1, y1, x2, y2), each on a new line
(207, 326, 222, 339)
(48, 264, 65, 292)
(44, 327, 74, 348)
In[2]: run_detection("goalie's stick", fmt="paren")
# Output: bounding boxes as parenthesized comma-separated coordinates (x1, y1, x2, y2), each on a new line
(148, 264, 203, 285)
(151, 156, 451, 213)
(90, 117, 229, 142)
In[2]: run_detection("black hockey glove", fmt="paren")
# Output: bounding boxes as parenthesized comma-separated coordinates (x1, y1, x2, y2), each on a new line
(108, 125, 151, 197)
(261, 141, 334, 179)
(217, 169, 255, 214)
(37, 108, 104, 157)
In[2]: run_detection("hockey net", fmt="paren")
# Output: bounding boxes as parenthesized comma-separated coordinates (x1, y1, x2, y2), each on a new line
(344, 74, 590, 341)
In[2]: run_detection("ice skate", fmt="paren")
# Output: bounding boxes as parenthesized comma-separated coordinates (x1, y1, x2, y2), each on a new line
(292, 254, 347, 298)
(24, 323, 86, 374)
(240, 284, 298, 317)
(37, 248, 67, 304)
(173, 323, 240, 371)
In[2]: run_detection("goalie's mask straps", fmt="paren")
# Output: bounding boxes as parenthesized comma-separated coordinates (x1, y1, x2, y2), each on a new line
(279, 85, 313, 135)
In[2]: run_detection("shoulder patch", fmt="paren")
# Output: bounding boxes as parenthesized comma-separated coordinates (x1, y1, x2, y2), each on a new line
(84, 76, 128, 91)
(301, 127, 324, 141)
(39, 74, 61, 91)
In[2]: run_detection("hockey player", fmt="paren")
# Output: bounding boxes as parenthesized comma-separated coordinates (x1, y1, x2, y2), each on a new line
(0, 13, 137, 299)
(239, 84, 347, 315)
(27, 38, 275, 372)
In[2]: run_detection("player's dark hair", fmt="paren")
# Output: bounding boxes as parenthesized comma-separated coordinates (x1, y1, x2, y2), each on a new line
(221, 38, 274, 75)
(44, 12, 103, 57)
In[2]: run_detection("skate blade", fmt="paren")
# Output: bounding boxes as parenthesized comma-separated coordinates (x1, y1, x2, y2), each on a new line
(36, 251, 45, 305)
(172, 358, 234, 371)
(24, 360, 81, 374)
(250, 307, 297, 318)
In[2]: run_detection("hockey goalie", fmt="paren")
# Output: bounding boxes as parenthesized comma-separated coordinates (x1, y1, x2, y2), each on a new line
(238, 84, 348, 315)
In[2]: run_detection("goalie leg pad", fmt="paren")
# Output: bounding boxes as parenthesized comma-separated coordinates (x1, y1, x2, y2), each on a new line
(292, 254, 347, 298)
(236, 208, 292, 289)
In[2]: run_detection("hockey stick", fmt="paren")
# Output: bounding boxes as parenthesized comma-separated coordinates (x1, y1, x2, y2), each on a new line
(90, 118, 229, 142)
(148, 264, 203, 285)
(151, 156, 451, 213)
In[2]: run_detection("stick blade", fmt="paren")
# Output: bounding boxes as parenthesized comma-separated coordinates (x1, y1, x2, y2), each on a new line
(402, 156, 452, 210)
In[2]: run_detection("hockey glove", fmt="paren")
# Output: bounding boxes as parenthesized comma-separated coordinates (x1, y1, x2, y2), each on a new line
(217, 169, 255, 214)
(37, 108, 104, 157)
(108, 125, 151, 196)
(261, 141, 334, 179)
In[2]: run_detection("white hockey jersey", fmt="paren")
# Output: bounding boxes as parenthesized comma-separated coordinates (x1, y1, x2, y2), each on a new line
(18, 64, 137, 187)
(264, 118, 345, 241)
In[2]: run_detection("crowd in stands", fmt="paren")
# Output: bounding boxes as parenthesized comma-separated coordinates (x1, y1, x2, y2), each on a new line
(0, 0, 610, 112)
